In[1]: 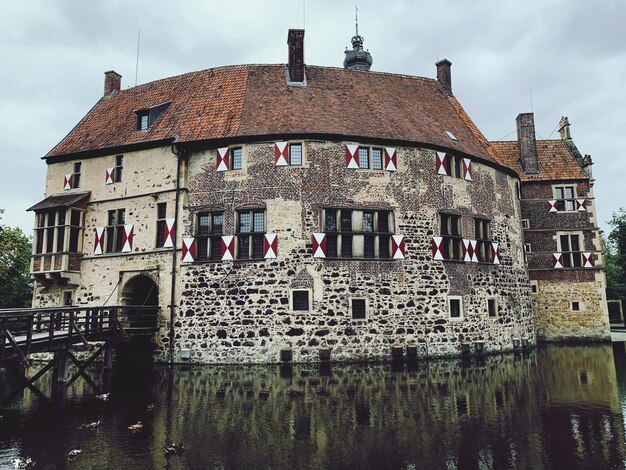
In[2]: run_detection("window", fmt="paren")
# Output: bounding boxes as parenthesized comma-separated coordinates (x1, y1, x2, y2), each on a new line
(445, 130, 458, 142)
(530, 281, 539, 294)
(106, 209, 125, 253)
(231, 147, 243, 170)
(522, 219, 530, 229)
(351, 299, 367, 319)
(196, 212, 223, 261)
(487, 298, 497, 318)
(357, 146, 384, 170)
(63, 291, 73, 307)
(292, 291, 310, 311)
(440, 213, 463, 261)
(136, 102, 170, 131)
(444, 155, 464, 179)
(114, 155, 124, 182)
(33, 208, 83, 255)
(237, 210, 265, 259)
(289, 143, 303, 166)
(524, 243, 532, 253)
(559, 233, 582, 268)
(449, 297, 463, 319)
(358, 147, 369, 169)
(156, 203, 167, 248)
(323, 209, 392, 259)
(554, 185, 576, 212)
(572, 301, 580, 311)
(72, 162, 82, 189)
(474, 218, 492, 263)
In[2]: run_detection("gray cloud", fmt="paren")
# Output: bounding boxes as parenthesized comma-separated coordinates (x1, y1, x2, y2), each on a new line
(1, 0, 624, 235)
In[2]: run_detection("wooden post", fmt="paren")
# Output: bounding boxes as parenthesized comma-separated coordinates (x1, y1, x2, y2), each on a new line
(52, 350, 69, 403)
(103, 341, 113, 370)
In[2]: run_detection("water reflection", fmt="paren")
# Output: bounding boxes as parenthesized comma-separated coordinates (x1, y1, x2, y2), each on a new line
(1, 345, 625, 469)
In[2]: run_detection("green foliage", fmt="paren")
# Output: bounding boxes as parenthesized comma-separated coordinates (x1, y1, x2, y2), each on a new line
(0, 209, 33, 308)
(605, 208, 626, 302)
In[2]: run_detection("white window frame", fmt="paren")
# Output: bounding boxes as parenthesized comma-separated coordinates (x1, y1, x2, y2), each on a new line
(349, 298, 368, 320)
(290, 289, 312, 312)
(530, 280, 539, 295)
(552, 184, 578, 212)
(448, 296, 463, 320)
(288, 142, 304, 166)
(522, 219, 530, 229)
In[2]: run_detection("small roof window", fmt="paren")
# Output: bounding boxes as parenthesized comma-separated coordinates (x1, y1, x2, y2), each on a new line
(135, 101, 171, 131)
(445, 130, 458, 142)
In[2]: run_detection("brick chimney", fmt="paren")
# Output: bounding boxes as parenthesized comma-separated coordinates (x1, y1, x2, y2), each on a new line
(516, 113, 539, 174)
(436, 59, 452, 96)
(287, 29, 305, 84)
(104, 70, 121, 97)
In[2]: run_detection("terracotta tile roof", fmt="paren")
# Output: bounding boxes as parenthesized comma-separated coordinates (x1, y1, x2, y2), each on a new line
(46, 64, 495, 163)
(490, 140, 589, 181)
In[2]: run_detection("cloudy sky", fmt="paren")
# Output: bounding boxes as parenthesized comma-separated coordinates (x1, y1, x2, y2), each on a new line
(1, 0, 624, 236)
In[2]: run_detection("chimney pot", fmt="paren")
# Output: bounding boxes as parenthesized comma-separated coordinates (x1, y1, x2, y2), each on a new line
(558, 116, 571, 140)
(104, 70, 121, 97)
(436, 59, 452, 95)
(287, 29, 305, 84)
(516, 113, 539, 174)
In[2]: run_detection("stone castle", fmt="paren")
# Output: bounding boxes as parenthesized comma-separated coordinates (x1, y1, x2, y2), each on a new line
(27, 29, 609, 363)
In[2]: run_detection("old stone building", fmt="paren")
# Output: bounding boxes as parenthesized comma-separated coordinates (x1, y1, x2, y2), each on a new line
(26, 29, 607, 363)
(491, 115, 609, 341)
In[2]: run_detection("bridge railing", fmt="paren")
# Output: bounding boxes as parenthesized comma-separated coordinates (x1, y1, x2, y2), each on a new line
(0, 305, 160, 362)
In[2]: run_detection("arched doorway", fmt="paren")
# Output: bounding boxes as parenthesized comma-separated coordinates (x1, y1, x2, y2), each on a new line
(117, 274, 159, 365)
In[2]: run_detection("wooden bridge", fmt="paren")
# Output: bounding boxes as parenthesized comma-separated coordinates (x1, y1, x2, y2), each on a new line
(0, 306, 159, 404)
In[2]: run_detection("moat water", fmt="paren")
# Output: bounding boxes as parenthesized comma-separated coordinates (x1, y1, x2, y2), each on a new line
(2, 344, 626, 469)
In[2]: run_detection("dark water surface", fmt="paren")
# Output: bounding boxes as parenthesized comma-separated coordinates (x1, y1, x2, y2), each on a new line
(1, 344, 626, 469)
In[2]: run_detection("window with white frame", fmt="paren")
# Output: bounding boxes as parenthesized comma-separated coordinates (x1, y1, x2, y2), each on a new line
(196, 211, 224, 261)
(323, 208, 392, 259)
(236, 209, 265, 259)
(558, 233, 583, 268)
(231, 147, 243, 170)
(357, 146, 384, 170)
(449, 296, 463, 319)
(554, 185, 576, 212)
(289, 143, 303, 166)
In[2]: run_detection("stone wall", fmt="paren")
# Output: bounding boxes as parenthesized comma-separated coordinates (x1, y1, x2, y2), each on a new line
(175, 140, 534, 363)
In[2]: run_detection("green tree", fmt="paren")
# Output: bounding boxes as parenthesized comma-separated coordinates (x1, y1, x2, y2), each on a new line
(606, 208, 626, 302)
(0, 209, 33, 308)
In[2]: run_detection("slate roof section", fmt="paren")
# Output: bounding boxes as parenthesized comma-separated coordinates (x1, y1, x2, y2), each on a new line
(46, 64, 496, 164)
(27, 192, 90, 211)
(490, 140, 589, 182)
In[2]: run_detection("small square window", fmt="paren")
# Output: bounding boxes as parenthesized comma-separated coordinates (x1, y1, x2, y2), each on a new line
(524, 243, 532, 253)
(488, 299, 497, 318)
(572, 301, 580, 311)
(292, 291, 310, 311)
(449, 297, 462, 319)
(531, 281, 539, 294)
(351, 299, 367, 319)
(522, 219, 530, 229)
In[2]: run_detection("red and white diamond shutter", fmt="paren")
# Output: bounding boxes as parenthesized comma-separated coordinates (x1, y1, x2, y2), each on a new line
(384, 147, 397, 172)
(64, 174, 73, 190)
(463, 239, 478, 262)
(435, 152, 449, 176)
(264, 233, 278, 258)
(94, 227, 105, 255)
(121, 225, 134, 253)
(312, 233, 326, 258)
(391, 235, 405, 259)
(576, 199, 587, 212)
(582, 252, 594, 268)
(548, 200, 558, 213)
(432, 236, 444, 260)
(552, 253, 564, 268)
(463, 158, 472, 181)
(345, 145, 359, 169)
(491, 242, 501, 264)
(182, 238, 195, 263)
(216, 147, 229, 172)
(163, 218, 175, 248)
(221, 235, 235, 261)
(274, 142, 288, 166)
(105, 168, 115, 185)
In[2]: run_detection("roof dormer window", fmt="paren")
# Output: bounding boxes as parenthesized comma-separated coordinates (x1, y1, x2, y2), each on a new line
(445, 130, 458, 142)
(135, 101, 171, 131)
